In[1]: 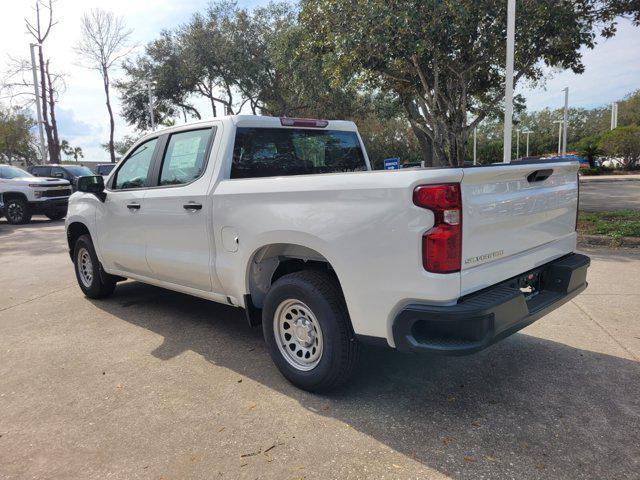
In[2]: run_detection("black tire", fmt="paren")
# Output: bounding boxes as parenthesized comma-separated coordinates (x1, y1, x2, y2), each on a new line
(45, 211, 66, 221)
(73, 234, 116, 299)
(4, 198, 32, 224)
(262, 270, 360, 392)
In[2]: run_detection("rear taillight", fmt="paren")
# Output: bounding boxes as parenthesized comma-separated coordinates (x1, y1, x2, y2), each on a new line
(413, 184, 462, 273)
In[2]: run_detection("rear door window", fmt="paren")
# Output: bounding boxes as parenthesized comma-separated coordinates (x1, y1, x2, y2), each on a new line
(231, 128, 366, 179)
(158, 128, 213, 186)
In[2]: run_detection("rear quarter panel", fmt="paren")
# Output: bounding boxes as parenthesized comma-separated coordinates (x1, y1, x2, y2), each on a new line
(212, 168, 464, 344)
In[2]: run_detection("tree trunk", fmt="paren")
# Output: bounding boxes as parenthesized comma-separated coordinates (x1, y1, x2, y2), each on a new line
(409, 122, 433, 167)
(45, 60, 61, 163)
(37, 47, 54, 163)
(102, 66, 116, 163)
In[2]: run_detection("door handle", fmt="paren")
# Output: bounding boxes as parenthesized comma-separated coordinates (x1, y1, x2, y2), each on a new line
(527, 169, 553, 183)
(183, 202, 202, 211)
(126, 203, 141, 210)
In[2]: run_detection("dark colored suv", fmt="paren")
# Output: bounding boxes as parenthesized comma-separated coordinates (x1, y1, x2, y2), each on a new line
(94, 164, 116, 176)
(28, 164, 95, 191)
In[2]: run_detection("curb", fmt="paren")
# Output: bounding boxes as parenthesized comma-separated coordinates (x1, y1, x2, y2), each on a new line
(578, 234, 640, 248)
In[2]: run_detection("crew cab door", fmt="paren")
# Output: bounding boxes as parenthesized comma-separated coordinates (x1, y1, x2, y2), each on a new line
(142, 127, 220, 292)
(96, 137, 159, 276)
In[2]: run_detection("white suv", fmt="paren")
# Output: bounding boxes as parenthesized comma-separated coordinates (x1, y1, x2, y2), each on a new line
(0, 164, 72, 224)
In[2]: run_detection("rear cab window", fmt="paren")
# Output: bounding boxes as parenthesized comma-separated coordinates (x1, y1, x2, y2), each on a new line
(231, 127, 367, 179)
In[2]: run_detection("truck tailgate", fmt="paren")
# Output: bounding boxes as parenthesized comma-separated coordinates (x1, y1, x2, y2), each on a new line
(460, 161, 579, 295)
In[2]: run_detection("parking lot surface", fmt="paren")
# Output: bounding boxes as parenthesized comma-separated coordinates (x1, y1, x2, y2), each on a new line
(1, 219, 639, 479)
(579, 177, 640, 211)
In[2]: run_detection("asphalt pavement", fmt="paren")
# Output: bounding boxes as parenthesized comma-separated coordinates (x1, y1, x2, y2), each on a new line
(1, 219, 639, 479)
(579, 176, 640, 211)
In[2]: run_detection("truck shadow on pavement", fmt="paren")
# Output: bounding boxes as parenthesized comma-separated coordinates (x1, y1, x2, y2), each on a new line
(91, 280, 640, 480)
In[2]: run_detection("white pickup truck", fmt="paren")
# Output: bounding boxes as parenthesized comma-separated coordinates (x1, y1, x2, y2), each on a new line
(0, 164, 71, 224)
(65, 115, 590, 392)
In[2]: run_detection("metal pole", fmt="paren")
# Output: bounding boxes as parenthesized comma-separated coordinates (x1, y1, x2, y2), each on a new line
(525, 131, 530, 157)
(473, 127, 477, 165)
(29, 43, 46, 163)
(502, 0, 516, 163)
(516, 129, 520, 160)
(613, 102, 618, 129)
(562, 87, 569, 156)
(553, 120, 562, 154)
(147, 81, 155, 130)
(611, 103, 615, 130)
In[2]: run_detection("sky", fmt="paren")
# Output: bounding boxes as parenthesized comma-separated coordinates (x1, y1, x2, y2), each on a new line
(1, 0, 639, 162)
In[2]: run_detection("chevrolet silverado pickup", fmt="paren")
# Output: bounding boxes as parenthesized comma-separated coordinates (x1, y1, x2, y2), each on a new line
(0, 164, 71, 224)
(65, 115, 590, 392)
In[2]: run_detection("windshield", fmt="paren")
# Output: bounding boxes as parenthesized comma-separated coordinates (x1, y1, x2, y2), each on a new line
(1, 166, 33, 179)
(63, 166, 93, 176)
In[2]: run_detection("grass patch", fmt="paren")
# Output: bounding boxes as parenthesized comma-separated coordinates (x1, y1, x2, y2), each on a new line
(578, 210, 640, 239)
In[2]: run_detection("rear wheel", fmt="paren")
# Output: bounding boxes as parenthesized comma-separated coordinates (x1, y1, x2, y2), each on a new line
(73, 234, 116, 298)
(262, 270, 360, 392)
(5, 198, 31, 224)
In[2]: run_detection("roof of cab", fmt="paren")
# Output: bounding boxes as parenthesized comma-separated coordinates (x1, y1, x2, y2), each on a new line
(137, 115, 358, 142)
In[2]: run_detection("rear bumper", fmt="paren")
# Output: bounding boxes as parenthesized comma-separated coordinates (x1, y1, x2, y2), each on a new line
(392, 253, 590, 355)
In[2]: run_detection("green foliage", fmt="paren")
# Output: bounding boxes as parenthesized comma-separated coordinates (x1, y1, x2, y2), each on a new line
(102, 135, 139, 159)
(579, 210, 640, 238)
(299, 0, 625, 166)
(0, 107, 38, 165)
(598, 125, 640, 170)
(60, 139, 84, 161)
(577, 135, 603, 167)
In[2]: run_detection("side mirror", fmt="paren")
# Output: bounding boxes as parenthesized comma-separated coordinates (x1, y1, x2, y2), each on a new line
(77, 175, 106, 202)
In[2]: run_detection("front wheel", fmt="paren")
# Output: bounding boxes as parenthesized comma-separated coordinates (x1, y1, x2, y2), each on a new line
(262, 270, 360, 392)
(73, 234, 116, 299)
(4, 198, 31, 224)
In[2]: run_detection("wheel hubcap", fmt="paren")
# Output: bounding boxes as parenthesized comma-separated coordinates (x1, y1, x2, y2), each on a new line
(274, 299, 323, 371)
(77, 247, 94, 288)
(7, 203, 23, 221)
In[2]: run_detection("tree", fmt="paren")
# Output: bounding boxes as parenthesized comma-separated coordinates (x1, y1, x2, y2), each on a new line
(577, 135, 603, 167)
(599, 125, 640, 170)
(101, 134, 138, 159)
(0, 106, 38, 165)
(24, 0, 62, 163)
(76, 9, 132, 163)
(300, 0, 634, 166)
(60, 139, 84, 162)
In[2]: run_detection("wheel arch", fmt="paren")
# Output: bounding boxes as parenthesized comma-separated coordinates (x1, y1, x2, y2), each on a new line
(244, 243, 345, 312)
(66, 221, 91, 260)
(1, 191, 29, 203)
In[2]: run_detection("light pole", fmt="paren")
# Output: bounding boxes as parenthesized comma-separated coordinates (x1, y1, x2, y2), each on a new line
(522, 129, 533, 157)
(562, 87, 569, 157)
(29, 43, 47, 163)
(516, 128, 521, 160)
(147, 80, 155, 130)
(473, 126, 477, 165)
(502, 0, 516, 163)
(611, 102, 618, 129)
(553, 120, 563, 155)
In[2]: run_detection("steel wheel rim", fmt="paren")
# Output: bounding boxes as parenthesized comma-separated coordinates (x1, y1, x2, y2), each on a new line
(274, 299, 323, 371)
(77, 247, 94, 288)
(7, 202, 23, 222)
